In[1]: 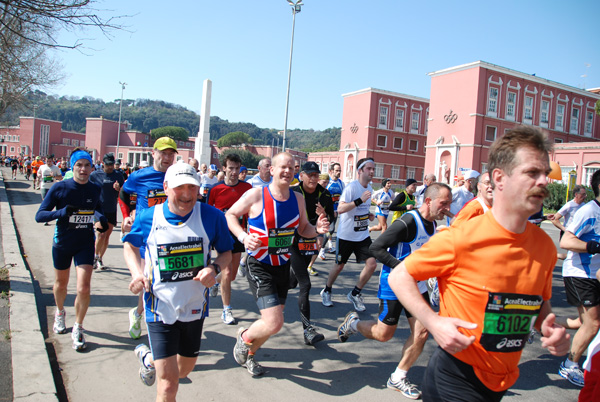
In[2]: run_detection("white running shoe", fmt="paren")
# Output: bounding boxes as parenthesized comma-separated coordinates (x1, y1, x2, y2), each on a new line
(320, 289, 333, 307)
(387, 376, 422, 399)
(347, 291, 366, 312)
(222, 308, 236, 325)
(559, 361, 584, 387)
(129, 308, 142, 339)
(71, 325, 87, 351)
(337, 311, 358, 342)
(53, 309, 67, 334)
(210, 283, 219, 297)
(135, 344, 155, 386)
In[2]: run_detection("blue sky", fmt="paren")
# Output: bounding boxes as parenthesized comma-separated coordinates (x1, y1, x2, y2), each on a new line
(53, 0, 600, 131)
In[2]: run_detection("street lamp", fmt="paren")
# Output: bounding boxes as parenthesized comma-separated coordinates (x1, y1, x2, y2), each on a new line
(116, 81, 127, 161)
(282, 0, 303, 152)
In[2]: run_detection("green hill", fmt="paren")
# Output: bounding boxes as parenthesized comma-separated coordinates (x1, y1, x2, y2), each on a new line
(3, 91, 340, 153)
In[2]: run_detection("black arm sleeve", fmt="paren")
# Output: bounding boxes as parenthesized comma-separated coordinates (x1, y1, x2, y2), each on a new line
(388, 192, 407, 211)
(369, 213, 418, 268)
(321, 189, 336, 224)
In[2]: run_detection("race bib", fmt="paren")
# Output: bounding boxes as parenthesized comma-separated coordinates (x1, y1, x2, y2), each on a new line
(147, 189, 167, 207)
(267, 228, 295, 255)
(480, 292, 542, 353)
(298, 237, 318, 256)
(130, 193, 137, 207)
(68, 210, 95, 230)
(331, 194, 341, 203)
(43, 175, 53, 183)
(353, 214, 369, 232)
(157, 240, 204, 282)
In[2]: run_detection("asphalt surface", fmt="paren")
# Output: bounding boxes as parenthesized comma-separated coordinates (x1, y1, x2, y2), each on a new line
(2, 168, 583, 401)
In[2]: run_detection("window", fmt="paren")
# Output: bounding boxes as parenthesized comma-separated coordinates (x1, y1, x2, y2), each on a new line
(554, 138, 564, 143)
(409, 139, 418, 152)
(556, 104, 565, 130)
(481, 163, 488, 174)
(377, 135, 387, 147)
(485, 126, 497, 142)
(118, 153, 123, 160)
(186, 142, 191, 147)
(391, 166, 400, 179)
(585, 167, 599, 187)
(379, 106, 388, 128)
(524, 96, 533, 121)
(488, 87, 498, 115)
(393, 137, 403, 149)
(570, 107, 580, 134)
(585, 111, 593, 136)
(395, 109, 404, 131)
(540, 100, 550, 125)
(411, 112, 419, 132)
(323, 163, 329, 173)
(72, 139, 79, 147)
(62, 138, 70, 145)
(406, 167, 415, 180)
(213, 153, 218, 158)
(506, 92, 516, 120)
(80, 141, 85, 147)
(375, 163, 384, 178)
(10, 146, 14, 152)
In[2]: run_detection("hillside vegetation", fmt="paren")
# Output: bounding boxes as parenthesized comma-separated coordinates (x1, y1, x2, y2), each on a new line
(2, 91, 340, 152)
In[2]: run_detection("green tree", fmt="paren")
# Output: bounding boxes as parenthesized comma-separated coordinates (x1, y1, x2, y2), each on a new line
(149, 126, 189, 141)
(595, 100, 600, 116)
(219, 148, 263, 169)
(217, 131, 254, 148)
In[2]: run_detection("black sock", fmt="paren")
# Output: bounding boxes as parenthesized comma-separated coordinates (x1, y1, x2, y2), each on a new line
(324, 285, 332, 293)
(351, 286, 362, 296)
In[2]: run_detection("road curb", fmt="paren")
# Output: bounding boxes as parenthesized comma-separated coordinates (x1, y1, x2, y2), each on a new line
(1, 178, 58, 401)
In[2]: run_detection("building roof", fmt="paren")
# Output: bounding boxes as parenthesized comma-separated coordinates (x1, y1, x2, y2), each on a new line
(428, 61, 600, 100)
(341, 87, 429, 103)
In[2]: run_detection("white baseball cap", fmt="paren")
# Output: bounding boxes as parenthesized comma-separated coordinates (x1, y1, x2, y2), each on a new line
(465, 170, 480, 180)
(165, 162, 201, 188)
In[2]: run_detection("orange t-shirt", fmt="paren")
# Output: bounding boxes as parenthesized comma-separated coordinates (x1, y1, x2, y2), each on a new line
(404, 210, 556, 392)
(452, 197, 489, 227)
(31, 160, 43, 174)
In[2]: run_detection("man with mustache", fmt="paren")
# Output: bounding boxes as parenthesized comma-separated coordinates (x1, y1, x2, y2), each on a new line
(388, 126, 569, 401)
(558, 170, 600, 388)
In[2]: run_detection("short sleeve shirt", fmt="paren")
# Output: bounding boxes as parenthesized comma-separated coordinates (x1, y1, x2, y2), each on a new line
(337, 180, 373, 242)
(563, 200, 600, 279)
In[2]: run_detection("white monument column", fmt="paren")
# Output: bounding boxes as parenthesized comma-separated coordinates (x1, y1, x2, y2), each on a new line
(195, 79, 213, 165)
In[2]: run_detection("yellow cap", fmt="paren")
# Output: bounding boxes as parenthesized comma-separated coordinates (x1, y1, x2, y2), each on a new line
(153, 137, 178, 152)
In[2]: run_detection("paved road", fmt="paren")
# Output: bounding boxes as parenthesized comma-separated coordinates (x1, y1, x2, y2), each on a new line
(4, 169, 582, 401)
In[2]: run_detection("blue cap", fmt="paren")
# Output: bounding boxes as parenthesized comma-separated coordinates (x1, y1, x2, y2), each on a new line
(240, 166, 247, 172)
(209, 164, 218, 171)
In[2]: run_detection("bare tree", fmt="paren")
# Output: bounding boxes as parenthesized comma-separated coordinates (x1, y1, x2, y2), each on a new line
(0, 0, 127, 117)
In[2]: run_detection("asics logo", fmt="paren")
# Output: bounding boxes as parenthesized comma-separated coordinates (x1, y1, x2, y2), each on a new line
(496, 337, 522, 349)
(171, 271, 194, 280)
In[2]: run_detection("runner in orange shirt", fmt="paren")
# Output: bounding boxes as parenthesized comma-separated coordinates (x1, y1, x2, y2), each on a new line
(389, 126, 570, 401)
(31, 156, 44, 190)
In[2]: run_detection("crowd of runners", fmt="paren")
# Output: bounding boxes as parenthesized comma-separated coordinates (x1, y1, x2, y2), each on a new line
(27, 126, 600, 401)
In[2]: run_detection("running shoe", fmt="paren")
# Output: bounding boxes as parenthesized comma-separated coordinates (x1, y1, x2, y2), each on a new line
(239, 262, 247, 278)
(307, 266, 318, 276)
(71, 325, 87, 351)
(245, 355, 265, 377)
(559, 361, 584, 387)
(222, 307, 236, 325)
(92, 256, 99, 270)
(209, 283, 219, 297)
(233, 327, 251, 366)
(320, 289, 333, 307)
(318, 249, 326, 260)
(135, 344, 156, 386)
(53, 309, 67, 334)
(304, 325, 325, 346)
(387, 376, 422, 399)
(347, 291, 366, 312)
(428, 277, 440, 308)
(129, 307, 142, 339)
(337, 311, 358, 342)
(97, 258, 106, 270)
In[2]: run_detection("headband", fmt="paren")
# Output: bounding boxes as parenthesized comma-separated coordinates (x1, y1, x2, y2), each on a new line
(357, 159, 374, 171)
(70, 150, 93, 169)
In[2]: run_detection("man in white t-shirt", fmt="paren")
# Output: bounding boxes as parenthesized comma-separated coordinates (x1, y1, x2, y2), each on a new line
(38, 157, 62, 200)
(246, 158, 272, 188)
(558, 172, 600, 388)
(448, 170, 479, 218)
(199, 164, 219, 203)
(552, 185, 587, 259)
(414, 174, 436, 208)
(321, 157, 377, 312)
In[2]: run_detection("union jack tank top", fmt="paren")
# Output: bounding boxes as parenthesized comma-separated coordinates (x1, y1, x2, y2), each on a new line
(247, 186, 300, 266)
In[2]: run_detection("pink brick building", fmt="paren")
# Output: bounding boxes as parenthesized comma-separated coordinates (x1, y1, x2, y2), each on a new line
(425, 61, 600, 184)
